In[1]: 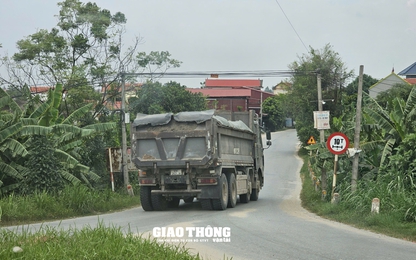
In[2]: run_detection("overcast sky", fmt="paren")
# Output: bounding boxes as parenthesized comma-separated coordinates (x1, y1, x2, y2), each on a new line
(1, 0, 415, 88)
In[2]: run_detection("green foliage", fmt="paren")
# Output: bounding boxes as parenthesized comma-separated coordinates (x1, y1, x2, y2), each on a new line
(136, 51, 182, 80)
(21, 135, 65, 194)
(7, 0, 139, 108)
(383, 133, 416, 192)
(0, 84, 116, 196)
(307, 84, 416, 223)
(129, 81, 207, 114)
(301, 152, 416, 240)
(262, 94, 288, 131)
(343, 74, 379, 111)
(0, 223, 201, 259)
(0, 185, 139, 224)
(364, 86, 416, 169)
(287, 43, 353, 145)
(344, 74, 378, 96)
(376, 83, 414, 110)
(1, 0, 185, 197)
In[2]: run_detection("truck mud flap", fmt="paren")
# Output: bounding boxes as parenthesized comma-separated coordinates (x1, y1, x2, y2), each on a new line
(198, 185, 221, 200)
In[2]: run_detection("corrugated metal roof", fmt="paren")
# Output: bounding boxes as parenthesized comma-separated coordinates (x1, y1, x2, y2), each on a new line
(205, 79, 262, 88)
(187, 88, 253, 97)
(398, 62, 416, 76)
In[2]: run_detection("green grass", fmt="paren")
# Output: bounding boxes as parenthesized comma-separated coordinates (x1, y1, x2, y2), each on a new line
(0, 184, 140, 226)
(0, 222, 201, 260)
(0, 185, 233, 260)
(299, 151, 416, 242)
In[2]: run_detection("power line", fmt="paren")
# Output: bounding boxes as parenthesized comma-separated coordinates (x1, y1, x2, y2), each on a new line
(274, 0, 309, 52)
(133, 70, 303, 78)
(3, 69, 316, 89)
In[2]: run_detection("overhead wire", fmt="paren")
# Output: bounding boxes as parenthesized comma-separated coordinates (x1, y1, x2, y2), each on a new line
(274, 0, 309, 52)
(4, 69, 319, 91)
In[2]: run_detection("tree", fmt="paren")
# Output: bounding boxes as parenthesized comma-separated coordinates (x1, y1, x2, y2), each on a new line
(262, 95, 288, 131)
(343, 74, 378, 110)
(375, 83, 414, 110)
(287, 43, 353, 145)
(4, 0, 140, 114)
(1, 1, 183, 118)
(162, 81, 207, 112)
(129, 81, 164, 114)
(14, 0, 133, 85)
(263, 86, 273, 93)
(129, 81, 207, 115)
(136, 51, 182, 81)
(0, 84, 116, 195)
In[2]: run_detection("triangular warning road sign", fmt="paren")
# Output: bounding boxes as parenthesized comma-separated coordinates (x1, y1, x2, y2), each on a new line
(307, 136, 316, 145)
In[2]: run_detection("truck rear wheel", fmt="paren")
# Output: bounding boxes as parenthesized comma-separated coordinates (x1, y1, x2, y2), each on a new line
(227, 173, 237, 208)
(151, 193, 168, 211)
(140, 186, 154, 211)
(250, 181, 260, 201)
(212, 174, 229, 210)
(240, 176, 251, 203)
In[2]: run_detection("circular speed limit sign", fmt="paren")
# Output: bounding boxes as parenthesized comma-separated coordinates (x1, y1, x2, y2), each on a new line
(326, 132, 349, 155)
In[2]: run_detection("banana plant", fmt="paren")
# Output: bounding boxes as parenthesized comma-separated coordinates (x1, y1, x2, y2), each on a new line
(0, 84, 116, 195)
(363, 86, 416, 169)
(0, 88, 27, 194)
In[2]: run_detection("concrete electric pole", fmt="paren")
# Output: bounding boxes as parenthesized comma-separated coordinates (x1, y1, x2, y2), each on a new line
(121, 73, 133, 195)
(351, 65, 364, 192)
(317, 74, 327, 198)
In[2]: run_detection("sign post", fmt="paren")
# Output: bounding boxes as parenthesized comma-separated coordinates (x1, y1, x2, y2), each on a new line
(326, 132, 349, 200)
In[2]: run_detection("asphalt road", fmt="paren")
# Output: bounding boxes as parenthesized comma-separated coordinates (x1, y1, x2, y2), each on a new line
(8, 129, 416, 259)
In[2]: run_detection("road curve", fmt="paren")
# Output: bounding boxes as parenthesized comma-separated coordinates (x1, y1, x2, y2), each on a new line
(7, 129, 416, 259)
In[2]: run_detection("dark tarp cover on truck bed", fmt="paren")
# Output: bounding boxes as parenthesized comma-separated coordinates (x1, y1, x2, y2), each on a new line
(132, 110, 253, 133)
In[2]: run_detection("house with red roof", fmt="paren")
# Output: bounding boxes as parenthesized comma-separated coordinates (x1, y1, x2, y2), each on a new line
(30, 86, 54, 101)
(187, 78, 274, 115)
(398, 62, 416, 85)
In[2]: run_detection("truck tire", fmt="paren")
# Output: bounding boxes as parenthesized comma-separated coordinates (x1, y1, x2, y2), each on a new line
(200, 199, 213, 210)
(212, 174, 229, 210)
(227, 173, 237, 208)
(151, 193, 168, 211)
(168, 197, 180, 208)
(140, 186, 154, 211)
(239, 176, 251, 203)
(250, 181, 260, 201)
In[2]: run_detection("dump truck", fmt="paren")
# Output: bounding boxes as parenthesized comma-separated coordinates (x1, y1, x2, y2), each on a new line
(131, 109, 271, 211)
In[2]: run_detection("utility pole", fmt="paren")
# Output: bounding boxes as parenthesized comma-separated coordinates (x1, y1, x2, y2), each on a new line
(317, 74, 325, 143)
(121, 73, 133, 195)
(317, 74, 327, 199)
(351, 65, 364, 192)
